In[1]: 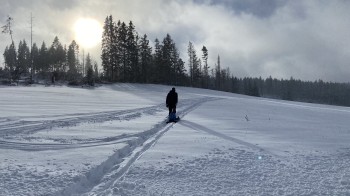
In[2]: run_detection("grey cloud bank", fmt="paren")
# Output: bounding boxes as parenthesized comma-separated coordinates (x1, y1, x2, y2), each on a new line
(1, 0, 350, 82)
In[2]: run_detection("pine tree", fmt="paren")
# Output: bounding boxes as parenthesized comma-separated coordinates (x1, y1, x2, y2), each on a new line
(49, 36, 66, 73)
(126, 21, 139, 82)
(171, 43, 186, 85)
(85, 53, 93, 74)
(139, 34, 152, 83)
(101, 15, 118, 81)
(110, 18, 119, 81)
(161, 34, 177, 84)
(17, 40, 30, 78)
(38, 42, 49, 75)
(193, 53, 201, 87)
(101, 16, 111, 80)
(86, 54, 94, 86)
(174, 56, 187, 86)
(31, 43, 39, 78)
(1, 16, 14, 43)
(187, 42, 201, 87)
(94, 62, 99, 81)
(215, 55, 221, 90)
(86, 66, 94, 86)
(153, 38, 162, 83)
(67, 40, 80, 81)
(188, 42, 194, 86)
(202, 46, 209, 88)
(3, 41, 17, 82)
(117, 22, 130, 82)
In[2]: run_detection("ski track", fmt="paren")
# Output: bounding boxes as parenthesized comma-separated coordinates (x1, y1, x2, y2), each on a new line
(3, 86, 350, 195)
(112, 147, 350, 196)
(0, 105, 160, 137)
(177, 120, 301, 170)
(53, 97, 218, 196)
(102, 111, 350, 195)
(0, 98, 216, 152)
(3, 90, 350, 195)
(180, 120, 268, 152)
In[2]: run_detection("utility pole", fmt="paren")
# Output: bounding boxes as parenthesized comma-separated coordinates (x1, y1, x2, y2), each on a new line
(30, 13, 34, 83)
(82, 49, 85, 76)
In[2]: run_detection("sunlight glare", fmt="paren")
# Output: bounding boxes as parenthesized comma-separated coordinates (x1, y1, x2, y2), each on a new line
(74, 18, 102, 48)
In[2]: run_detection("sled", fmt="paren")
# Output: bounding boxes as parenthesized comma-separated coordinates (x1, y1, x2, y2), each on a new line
(167, 112, 180, 123)
(166, 116, 180, 123)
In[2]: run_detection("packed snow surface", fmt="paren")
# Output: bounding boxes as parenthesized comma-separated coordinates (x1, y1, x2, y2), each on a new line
(1, 84, 350, 195)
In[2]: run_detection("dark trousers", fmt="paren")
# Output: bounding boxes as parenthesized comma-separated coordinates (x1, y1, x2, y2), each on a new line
(168, 105, 176, 115)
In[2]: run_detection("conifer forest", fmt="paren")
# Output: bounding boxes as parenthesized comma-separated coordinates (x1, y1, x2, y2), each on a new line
(1, 15, 350, 106)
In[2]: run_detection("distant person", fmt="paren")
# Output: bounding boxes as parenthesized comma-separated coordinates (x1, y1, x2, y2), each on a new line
(166, 87, 178, 116)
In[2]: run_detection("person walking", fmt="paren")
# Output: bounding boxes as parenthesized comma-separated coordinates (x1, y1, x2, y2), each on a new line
(166, 87, 178, 116)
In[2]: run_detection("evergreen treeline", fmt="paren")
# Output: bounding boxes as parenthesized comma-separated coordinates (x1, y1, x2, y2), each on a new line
(1, 37, 98, 85)
(2, 15, 350, 107)
(101, 15, 187, 85)
(100, 15, 350, 107)
(219, 76, 350, 107)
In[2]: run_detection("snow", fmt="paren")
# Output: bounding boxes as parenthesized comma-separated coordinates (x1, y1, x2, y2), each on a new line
(1, 84, 350, 195)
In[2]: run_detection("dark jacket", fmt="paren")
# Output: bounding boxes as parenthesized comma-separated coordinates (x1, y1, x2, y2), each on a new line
(166, 89, 178, 107)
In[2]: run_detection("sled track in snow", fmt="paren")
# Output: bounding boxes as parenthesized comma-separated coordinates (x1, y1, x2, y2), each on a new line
(0, 105, 162, 137)
(0, 97, 219, 152)
(56, 96, 219, 196)
(0, 105, 162, 151)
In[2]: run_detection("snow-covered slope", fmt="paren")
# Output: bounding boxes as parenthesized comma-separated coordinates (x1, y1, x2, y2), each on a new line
(1, 84, 350, 195)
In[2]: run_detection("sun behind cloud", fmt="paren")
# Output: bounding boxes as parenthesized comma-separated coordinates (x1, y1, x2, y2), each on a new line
(74, 18, 103, 48)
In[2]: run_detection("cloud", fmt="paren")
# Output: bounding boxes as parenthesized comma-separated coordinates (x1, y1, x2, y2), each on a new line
(186, 0, 350, 82)
(47, 0, 79, 11)
(1, 0, 350, 82)
(194, 0, 286, 18)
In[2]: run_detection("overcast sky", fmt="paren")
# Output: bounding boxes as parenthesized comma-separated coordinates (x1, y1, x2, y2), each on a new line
(1, 0, 350, 82)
